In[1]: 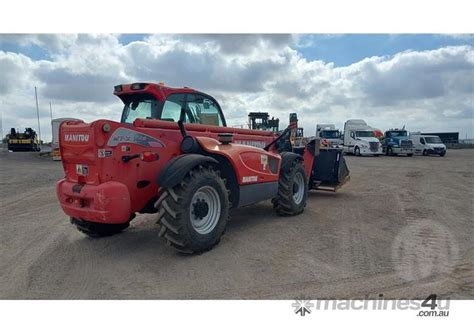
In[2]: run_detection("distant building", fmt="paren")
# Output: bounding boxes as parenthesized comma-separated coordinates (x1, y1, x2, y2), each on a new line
(421, 132, 459, 144)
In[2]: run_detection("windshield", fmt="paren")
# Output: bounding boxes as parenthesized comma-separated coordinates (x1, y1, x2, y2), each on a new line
(121, 94, 161, 124)
(321, 130, 340, 139)
(387, 131, 407, 137)
(425, 136, 442, 144)
(355, 131, 374, 138)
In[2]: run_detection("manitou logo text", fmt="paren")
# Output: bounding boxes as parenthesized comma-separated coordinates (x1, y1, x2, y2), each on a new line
(64, 134, 89, 142)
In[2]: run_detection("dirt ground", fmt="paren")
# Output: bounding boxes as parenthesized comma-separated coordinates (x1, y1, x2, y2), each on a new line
(0, 149, 473, 299)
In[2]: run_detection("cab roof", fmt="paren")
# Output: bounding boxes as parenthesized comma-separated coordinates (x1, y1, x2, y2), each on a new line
(113, 82, 201, 100)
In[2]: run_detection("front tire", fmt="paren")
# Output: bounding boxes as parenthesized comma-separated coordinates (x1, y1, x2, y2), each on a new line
(407, 153, 413, 157)
(155, 165, 230, 254)
(387, 146, 393, 156)
(354, 146, 361, 156)
(71, 218, 129, 238)
(422, 149, 428, 156)
(273, 159, 307, 216)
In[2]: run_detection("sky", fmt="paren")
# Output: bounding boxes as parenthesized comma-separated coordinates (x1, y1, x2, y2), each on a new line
(0, 33, 473, 142)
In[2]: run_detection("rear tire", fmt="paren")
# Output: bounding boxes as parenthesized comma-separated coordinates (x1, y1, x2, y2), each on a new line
(273, 159, 307, 216)
(155, 165, 230, 254)
(71, 218, 129, 238)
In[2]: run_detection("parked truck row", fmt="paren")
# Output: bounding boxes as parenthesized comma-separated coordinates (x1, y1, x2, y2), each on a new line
(313, 119, 446, 157)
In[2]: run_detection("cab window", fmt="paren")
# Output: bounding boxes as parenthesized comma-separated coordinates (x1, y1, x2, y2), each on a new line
(420, 137, 425, 144)
(160, 93, 225, 126)
(121, 94, 160, 124)
(185, 94, 224, 126)
(160, 94, 186, 122)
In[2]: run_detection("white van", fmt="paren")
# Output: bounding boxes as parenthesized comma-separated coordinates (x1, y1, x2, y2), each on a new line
(410, 134, 447, 156)
(343, 119, 383, 156)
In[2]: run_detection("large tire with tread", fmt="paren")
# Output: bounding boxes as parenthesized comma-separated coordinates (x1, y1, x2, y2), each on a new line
(354, 146, 360, 156)
(71, 218, 129, 238)
(387, 146, 393, 156)
(272, 159, 307, 216)
(155, 165, 230, 254)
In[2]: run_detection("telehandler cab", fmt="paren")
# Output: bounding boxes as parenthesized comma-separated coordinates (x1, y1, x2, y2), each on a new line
(56, 83, 349, 253)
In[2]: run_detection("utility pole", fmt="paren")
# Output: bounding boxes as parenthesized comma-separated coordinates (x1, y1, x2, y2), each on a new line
(35, 86, 42, 144)
(49, 101, 53, 123)
(0, 109, 3, 150)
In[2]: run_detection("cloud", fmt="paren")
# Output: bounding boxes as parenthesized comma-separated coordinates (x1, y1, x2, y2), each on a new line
(147, 34, 295, 55)
(34, 67, 122, 103)
(349, 46, 474, 105)
(1, 34, 473, 142)
(0, 34, 77, 53)
(0, 51, 36, 94)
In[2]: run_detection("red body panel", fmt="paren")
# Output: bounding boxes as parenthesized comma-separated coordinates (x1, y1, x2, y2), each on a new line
(135, 119, 275, 148)
(196, 137, 280, 185)
(56, 179, 131, 224)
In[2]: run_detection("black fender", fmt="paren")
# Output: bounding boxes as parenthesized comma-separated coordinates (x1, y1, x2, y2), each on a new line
(279, 151, 303, 174)
(158, 154, 218, 188)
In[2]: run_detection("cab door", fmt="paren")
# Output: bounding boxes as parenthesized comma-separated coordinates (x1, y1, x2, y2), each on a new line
(413, 136, 423, 153)
(348, 131, 356, 147)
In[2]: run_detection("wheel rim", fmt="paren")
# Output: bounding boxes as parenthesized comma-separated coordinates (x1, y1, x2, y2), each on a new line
(190, 186, 221, 234)
(293, 172, 305, 205)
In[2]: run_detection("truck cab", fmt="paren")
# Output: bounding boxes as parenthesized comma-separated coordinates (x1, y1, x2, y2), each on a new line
(343, 119, 383, 156)
(316, 124, 342, 148)
(381, 129, 414, 156)
(410, 134, 447, 156)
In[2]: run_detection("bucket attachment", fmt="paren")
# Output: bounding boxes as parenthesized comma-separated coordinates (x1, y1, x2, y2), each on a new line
(310, 148, 350, 192)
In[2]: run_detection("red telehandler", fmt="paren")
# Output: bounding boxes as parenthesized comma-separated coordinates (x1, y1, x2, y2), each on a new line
(56, 83, 349, 253)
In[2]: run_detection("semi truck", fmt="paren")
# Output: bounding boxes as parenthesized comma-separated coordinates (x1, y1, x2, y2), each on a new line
(316, 124, 342, 148)
(342, 119, 383, 156)
(381, 128, 414, 156)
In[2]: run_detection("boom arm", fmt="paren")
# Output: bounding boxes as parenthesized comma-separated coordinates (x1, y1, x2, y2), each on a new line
(264, 123, 294, 152)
